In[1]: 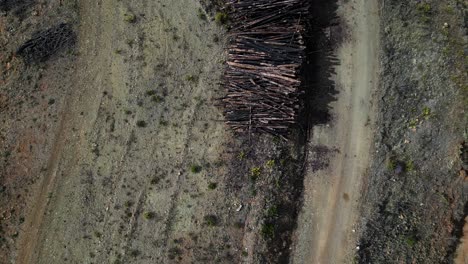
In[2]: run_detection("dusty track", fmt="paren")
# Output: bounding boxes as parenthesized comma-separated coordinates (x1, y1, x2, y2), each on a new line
(292, 0, 380, 263)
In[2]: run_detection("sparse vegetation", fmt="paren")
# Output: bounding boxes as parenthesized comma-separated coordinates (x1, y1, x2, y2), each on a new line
(204, 215, 218, 226)
(416, 3, 431, 14)
(152, 95, 163, 103)
(208, 182, 217, 190)
(214, 12, 228, 25)
(405, 235, 418, 247)
(405, 160, 414, 172)
(238, 151, 246, 160)
(250, 167, 261, 181)
(266, 205, 278, 217)
(387, 158, 396, 171)
(129, 249, 140, 257)
(422, 106, 431, 119)
(261, 223, 275, 238)
(93, 231, 102, 238)
(146, 90, 157, 96)
(266, 159, 275, 168)
(136, 120, 147, 127)
(123, 13, 136, 23)
(124, 200, 133, 207)
(190, 164, 202, 173)
(197, 8, 207, 20)
(150, 177, 160, 185)
(143, 211, 155, 220)
(186, 75, 198, 82)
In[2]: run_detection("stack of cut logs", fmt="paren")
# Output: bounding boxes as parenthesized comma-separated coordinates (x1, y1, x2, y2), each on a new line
(222, 0, 308, 138)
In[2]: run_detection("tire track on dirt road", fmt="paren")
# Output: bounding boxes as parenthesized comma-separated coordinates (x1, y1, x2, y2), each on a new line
(15, 1, 108, 263)
(292, 0, 380, 263)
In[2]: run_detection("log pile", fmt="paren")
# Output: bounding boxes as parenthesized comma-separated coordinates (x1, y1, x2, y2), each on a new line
(17, 23, 76, 63)
(222, 0, 308, 138)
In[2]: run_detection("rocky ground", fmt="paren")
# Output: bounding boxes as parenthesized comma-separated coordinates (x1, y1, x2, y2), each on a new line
(357, 0, 467, 263)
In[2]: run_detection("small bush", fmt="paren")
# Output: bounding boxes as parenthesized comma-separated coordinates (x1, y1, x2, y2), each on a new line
(129, 249, 140, 257)
(261, 223, 275, 238)
(266, 159, 275, 168)
(405, 160, 415, 172)
(204, 215, 218, 226)
(266, 205, 278, 217)
(186, 75, 198, 82)
(150, 177, 160, 185)
(124, 13, 136, 23)
(143, 211, 155, 220)
(215, 12, 228, 25)
(198, 8, 207, 20)
(422, 106, 431, 119)
(208, 182, 217, 190)
(146, 90, 157, 96)
(93, 231, 102, 238)
(417, 3, 431, 14)
(250, 167, 261, 181)
(190, 165, 202, 173)
(152, 95, 163, 103)
(136, 120, 147, 127)
(387, 159, 396, 170)
(405, 235, 417, 247)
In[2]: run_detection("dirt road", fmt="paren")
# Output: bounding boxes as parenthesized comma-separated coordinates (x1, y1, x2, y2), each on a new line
(292, 0, 380, 263)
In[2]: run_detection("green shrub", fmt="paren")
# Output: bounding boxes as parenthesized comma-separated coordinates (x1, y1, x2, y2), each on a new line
(186, 75, 197, 82)
(261, 223, 275, 238)
(214, 12, 228, 25)
(143, 211, 155, 220)
(136, 120, 147, 127)
(146, 90, 157, 96)
(204, 215, 218, 226)
(266, 159, 275, 168)
(124, 13, 136, 23)
(208, 182, 217, 190)
(152, 95, 163, 103)
(198, 8, 207, 20)
(417, 3, 431, 14)
(266, 205, 278, 217)
(190, 165, 202, 173)
(250, 167, 261, 180)
(405, 160, 415, 172)
(387, 159, 396, 170)
(422, 106, 431, 119)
